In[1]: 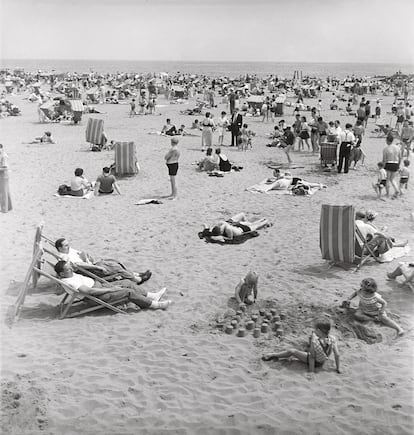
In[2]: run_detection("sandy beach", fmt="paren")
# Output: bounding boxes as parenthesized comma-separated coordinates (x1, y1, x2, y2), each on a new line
(1, 84, 414, 435)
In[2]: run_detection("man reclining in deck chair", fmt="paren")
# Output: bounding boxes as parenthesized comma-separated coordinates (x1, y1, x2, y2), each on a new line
(199, 213, 271, 243)
(54, 261, 171, 310)
(55, 238, 152, 285)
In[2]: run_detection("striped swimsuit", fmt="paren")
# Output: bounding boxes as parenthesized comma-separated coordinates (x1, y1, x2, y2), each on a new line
(309, 332, 335, 365)
(358, 291, 382, 316)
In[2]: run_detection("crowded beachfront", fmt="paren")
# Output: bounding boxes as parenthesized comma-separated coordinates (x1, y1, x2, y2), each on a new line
(1, 64, 413, 434)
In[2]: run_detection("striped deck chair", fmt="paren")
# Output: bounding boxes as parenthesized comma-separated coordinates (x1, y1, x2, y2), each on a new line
(320, 142, 338, 167)
(69, 99, 84, 124)
(114, 142, 139, 177)
(85, 118, 104, 149)
(320, 205, 380, 270)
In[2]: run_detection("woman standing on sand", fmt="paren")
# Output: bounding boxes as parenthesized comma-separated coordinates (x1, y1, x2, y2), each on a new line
(165, 137, 180, 200)
(201, 112, 215, 152)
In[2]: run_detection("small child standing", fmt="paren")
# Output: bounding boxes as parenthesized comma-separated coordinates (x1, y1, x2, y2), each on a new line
(240, 123, 253, 151)
(399, 159, 410, 192)
(372, 161, 387, 199)
(262, 318, 341, 374)
(235, 271, 258, 307)
(129, 98, 136, 117)
(345, 278, 404, 336)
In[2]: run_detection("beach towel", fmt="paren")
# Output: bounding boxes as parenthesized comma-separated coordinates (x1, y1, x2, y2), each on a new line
(54, 191, 94, 199)
(378, 245, 410, 263)
(198, 229, 259, 244)
(135, 198, 163, 205)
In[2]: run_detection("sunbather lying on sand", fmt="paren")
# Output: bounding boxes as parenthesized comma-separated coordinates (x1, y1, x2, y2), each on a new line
(262, 318, 341, 374)
(55, 261, 170, 310)
(27, 131, 56, 144)
(55, 238, 151, 285)
(206, 213, 271, 242)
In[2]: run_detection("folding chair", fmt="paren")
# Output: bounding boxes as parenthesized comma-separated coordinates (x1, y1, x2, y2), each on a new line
(401, 268, 414, 291)
(11, 224, 128, 321)
(114, 141, 139, 176)
(320, 205, 380, 271)
(320, 139, 337, 168)
(85, 118, 105, 150)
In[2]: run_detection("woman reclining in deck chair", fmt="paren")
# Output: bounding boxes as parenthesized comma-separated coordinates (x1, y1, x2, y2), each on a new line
(55, 238, 152, 285)
(200, 213, 271, 243)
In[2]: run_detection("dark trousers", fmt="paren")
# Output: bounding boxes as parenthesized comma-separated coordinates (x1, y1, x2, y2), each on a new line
(231, 129, 239, 146)
(338, 142, 351, 173)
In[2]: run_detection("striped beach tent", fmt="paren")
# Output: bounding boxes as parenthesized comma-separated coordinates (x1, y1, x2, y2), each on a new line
(85, 118, 104, 146)
(114, 142, 138, 177)
(320, 204, 356, 264)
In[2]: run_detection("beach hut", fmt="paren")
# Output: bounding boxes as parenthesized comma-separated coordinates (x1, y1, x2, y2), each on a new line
(246, 95, 264, 111)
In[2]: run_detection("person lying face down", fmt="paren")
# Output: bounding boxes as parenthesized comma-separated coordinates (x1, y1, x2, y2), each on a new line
(54, 261, 171, 311)
(54, 238, 151, 285)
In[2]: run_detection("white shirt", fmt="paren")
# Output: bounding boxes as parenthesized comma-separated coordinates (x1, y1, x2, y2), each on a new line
(338, 130, 355, 143)
(59, 247, 90, 264)
(61, 273, 95, 290)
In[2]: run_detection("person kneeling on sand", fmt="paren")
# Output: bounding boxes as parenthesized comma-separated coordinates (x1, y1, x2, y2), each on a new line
(55, 238, 152, 285)
(262, 318, 341, 374)
(343, 278, 404, 336)
(235, 271, 258, 308)
(208, 212, 271, 242)
(54, 261, 171, 310)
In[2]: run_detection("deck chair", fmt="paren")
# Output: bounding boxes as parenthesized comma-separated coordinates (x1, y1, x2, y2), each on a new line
(85, 118, 105, 151)
(320, 138, 337, 167)
(114, 141, 139, 177)
(320, 204, 380, 271)
(11, 224, 128, 321)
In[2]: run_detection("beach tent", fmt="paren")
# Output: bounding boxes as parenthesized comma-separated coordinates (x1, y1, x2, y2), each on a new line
(246, 95, 264, 110)
(114, 142, 139, 177)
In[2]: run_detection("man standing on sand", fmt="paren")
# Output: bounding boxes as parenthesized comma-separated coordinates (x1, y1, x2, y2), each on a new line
(230, 108, 242, 147)
(382, 135, 401, 198)
(165, 137, 180, 200)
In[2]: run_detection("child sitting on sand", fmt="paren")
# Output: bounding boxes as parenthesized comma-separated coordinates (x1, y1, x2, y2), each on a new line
(372, 161, 387, 199)
(29, 131, 56, 144)
(235, 271, 258, 307)
(344, 278, 404, 336)
(262, 318, 341, 374)
(399, 159, 410, 192)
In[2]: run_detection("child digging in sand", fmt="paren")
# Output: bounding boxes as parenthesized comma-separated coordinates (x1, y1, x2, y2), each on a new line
(235, 271, 258, 307)
(262, 318, 341, 374)
(344, 278, 404, 336)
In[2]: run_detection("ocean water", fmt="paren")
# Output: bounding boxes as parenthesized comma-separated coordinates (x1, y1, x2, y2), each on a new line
(1, 59, 414, 79)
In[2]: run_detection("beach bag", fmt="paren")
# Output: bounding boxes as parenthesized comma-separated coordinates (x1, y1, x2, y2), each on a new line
(58, 184, 71, 195)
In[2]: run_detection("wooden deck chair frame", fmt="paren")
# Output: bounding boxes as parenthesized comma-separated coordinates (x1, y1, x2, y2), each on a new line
(320, 205, 380, 271)
(401, 267, 414, 291)
(12, 224, 128, 321)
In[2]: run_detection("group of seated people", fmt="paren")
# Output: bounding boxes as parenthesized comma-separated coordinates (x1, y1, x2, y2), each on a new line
(52, 238, 170, 311)
(197, 148, 233, 172)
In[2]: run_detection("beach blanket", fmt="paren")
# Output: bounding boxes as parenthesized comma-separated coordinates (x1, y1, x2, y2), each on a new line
(54, 191, 94, 199)
(198, 229, 259, 244)
(135, 198, 163, 205)
(246, 178, 325, 196)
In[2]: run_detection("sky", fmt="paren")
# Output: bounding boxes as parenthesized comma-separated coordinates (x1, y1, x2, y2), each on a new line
(1, 0, 413, 64)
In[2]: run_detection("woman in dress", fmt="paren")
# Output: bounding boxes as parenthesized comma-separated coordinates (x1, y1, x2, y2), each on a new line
(201, 112, 215, 151)
(216, 111, 229, 146)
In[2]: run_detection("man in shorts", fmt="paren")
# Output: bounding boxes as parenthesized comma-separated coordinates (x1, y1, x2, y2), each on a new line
(382, 135, 402, 198)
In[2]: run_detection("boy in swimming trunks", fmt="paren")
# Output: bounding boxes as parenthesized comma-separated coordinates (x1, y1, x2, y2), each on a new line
(372, 161, 387, 199)
(399, 159, 410, 192)
(164, 137, 180, 200)
(345, 278, 404, 336)
(262, 318, 341, 374)
(235, 271, 258, 306)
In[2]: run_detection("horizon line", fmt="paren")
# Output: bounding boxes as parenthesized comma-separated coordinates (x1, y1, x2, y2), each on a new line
(1, 58, 414, 66)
